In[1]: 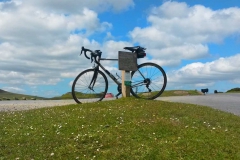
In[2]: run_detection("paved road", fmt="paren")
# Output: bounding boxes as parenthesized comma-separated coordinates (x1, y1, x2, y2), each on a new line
(157, 93, 240, 116)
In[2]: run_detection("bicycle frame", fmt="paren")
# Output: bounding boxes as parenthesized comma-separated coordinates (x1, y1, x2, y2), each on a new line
(92, 57, 121, 86)
(72, 46, 167, 103)
(91, 57, 147, 88)
(88, 54, 150, 98)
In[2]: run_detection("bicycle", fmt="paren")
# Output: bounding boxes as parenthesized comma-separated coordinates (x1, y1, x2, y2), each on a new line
(72, 46, 167, 103)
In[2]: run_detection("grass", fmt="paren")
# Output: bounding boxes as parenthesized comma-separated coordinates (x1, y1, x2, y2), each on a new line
(227, 87, 240, 93)
(52, 92, 103, 100)
(1, 98, 240, 159)
(0, 89, 203, 101)
(161, 90, 202, 97)
(53, 90, 203, 100)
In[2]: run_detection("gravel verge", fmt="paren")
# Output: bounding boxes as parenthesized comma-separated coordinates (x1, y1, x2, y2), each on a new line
(0, 100, 76, 112)
(0, 98, 116, 112)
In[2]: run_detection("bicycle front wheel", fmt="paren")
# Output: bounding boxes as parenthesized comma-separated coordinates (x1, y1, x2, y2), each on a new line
(72, 69, 108, 103)
(130, 62, 167, 100)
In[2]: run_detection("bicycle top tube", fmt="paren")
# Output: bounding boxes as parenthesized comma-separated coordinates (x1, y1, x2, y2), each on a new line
(100, 58, 118, 61)
(80, 46, 146, 64)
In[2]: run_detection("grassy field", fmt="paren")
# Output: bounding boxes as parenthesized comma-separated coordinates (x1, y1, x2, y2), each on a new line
(52, 90, 203, 100)
(227, 87, 240, 93)
(0, 89, 203, 100)
(1, 87, 239, 101)
(161, 90, 202, 96)
(1, 98, 240, 159)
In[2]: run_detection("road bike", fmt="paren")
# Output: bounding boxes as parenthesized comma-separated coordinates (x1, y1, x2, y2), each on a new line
(72, 46, 167, 103)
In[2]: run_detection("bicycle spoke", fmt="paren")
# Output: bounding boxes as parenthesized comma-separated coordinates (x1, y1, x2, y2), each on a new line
(72, 69, 108, 103)
(130, 63, 167, 100)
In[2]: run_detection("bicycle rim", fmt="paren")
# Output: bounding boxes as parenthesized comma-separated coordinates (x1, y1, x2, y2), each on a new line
(72, 69, 108, 103)
(130, 63, 167, 99)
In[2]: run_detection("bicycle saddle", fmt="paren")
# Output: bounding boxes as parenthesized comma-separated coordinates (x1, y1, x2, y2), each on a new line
(124, 46, 139, 52)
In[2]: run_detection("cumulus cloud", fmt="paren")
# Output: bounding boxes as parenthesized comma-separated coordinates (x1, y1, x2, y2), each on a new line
(130, 1, 240, 66)
(0, 4, 111, 45)
(2, 86, 25, 94)
(102, 40, 132, 58)
(0, 0, 120, 88)
(167, 54, 240, 87)
(147, 1, 240, 42)
(24, 0, 134, 13)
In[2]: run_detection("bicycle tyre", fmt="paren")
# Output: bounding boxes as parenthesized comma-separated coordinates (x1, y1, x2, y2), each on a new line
(130, 62, 167, 100)
(72, 69, 108, 103)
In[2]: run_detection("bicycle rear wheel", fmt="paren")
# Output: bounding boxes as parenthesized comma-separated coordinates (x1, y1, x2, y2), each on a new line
(130, 62, 167, 100)
(72, 69, 108, 103)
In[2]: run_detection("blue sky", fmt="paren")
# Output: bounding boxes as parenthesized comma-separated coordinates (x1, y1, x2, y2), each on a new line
(0, 0, 240, 97)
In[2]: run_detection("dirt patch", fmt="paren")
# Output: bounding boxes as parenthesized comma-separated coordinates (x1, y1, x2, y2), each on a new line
(198, 91, 204, 95)
(142, 93, 151, 96)
(174, 91, 189, 95)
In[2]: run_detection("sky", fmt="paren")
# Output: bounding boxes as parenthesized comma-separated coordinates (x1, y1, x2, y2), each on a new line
(0, 0, 240, 97)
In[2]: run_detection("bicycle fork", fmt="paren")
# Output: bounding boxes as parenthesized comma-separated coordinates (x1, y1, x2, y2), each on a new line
(88, 69, 98, 92)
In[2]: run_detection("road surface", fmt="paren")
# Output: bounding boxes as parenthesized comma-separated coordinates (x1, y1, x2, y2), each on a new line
(157, 93, 240, 116)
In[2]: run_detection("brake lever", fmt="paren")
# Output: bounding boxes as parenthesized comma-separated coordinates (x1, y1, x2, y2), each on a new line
(85, 51, 90, 59)
(80, 46, 84, 56)
(80, 46, 90, 59)
(91, 55, 94, 63)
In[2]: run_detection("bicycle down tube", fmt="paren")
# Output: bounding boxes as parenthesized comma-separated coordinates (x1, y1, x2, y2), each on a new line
(97, 59, 121, 86)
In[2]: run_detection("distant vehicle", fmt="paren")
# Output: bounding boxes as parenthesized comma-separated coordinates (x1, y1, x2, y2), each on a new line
(201, 88, 208, 95)
(105, 93, 114, 98)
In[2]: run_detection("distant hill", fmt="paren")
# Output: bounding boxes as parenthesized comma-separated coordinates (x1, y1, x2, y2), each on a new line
(0, 89, 9, 93)
(227, 88, 240, 93)
(50, 92, 72, 100)
(0, 89, 48, 100)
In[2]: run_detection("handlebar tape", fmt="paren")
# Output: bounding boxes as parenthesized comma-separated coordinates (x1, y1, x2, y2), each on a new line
(80, 46, 101, 63)
(80, 46, 90, 59)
